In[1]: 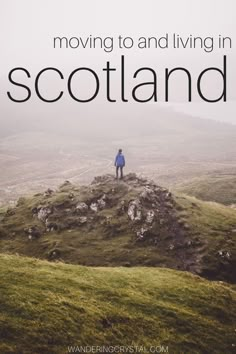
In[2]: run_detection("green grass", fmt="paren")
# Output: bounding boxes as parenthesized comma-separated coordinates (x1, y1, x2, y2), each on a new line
(174, 174, 236, 205)
(176, 194, 236, 236)
(1, 177, 236, 283)
(175, 194, 236, 281)
(0, 253, 236, 354)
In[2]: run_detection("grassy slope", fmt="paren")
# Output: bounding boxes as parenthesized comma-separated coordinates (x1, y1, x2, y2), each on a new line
(1, 180, 236, 282)
(175, 194, 236, 281)
(174, 175, 236, 205)
(0, 254, 236, 354)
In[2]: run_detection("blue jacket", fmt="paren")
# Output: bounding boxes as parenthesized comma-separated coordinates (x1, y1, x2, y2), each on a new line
(115, 153, 125, 167)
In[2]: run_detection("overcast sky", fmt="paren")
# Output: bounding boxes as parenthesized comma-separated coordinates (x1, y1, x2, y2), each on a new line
(0, 0, 235, 134)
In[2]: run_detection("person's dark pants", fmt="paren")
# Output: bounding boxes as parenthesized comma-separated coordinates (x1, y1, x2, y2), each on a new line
(116, 166, 124, 179)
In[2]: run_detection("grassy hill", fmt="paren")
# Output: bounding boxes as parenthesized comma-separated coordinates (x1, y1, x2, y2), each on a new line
(174, 174, 236, 206)
(0, 253, 236, 354)
(0, 174, 236, 283)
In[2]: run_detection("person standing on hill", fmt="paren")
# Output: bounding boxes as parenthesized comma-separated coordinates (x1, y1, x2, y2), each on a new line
(114, 149, 125, 179)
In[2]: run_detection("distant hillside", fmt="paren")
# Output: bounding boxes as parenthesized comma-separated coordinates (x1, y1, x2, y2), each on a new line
(2, 104, 236, 158)
(1, 105, 236, 206)
(174, 174, 236, 206)
(1, 174, 236, 283)
(0, 253, 236, 354)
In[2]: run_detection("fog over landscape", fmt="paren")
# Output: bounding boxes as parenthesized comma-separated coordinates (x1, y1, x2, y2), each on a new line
(1, 2, 236, 353)
(0, 0, 236, 204)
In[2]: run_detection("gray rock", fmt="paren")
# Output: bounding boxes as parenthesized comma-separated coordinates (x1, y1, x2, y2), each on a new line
(97, 194, 106, 209)
(128, 200, 142, 221)
(140, 186, 156, 202)
(90, 203, 98, 212)
(76, 202, 88, 213)
(78, 216, 87, 224)
(146, 210, 155, 224)
(38, 207, 52, 222)
(218, 250, 231, 259)
(136, 227, 148, 239)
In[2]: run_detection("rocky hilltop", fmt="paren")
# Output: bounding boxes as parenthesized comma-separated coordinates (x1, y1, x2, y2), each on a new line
(1, 173, 236, 282)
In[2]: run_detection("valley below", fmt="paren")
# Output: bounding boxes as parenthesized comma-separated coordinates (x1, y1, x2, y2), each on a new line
(1, 126, 236, 207)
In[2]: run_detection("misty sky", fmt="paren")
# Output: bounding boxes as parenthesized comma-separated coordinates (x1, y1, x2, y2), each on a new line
(0, 0, 236, 137)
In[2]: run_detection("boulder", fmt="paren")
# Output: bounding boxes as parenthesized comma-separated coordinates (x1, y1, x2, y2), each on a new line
(76, 202, 88, 213)
(128, 200, 142, 221)
(97, 194, 106, 209)
(37, 207, 52, 222)
(90, 203, 98, 212)
(78, 216, 87, 224)
(146, 210, 155, 224)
